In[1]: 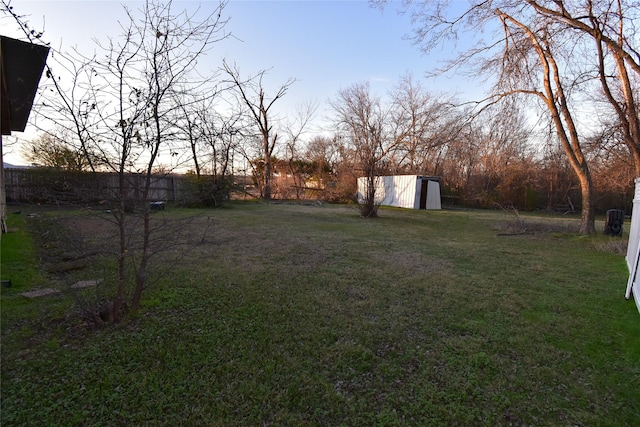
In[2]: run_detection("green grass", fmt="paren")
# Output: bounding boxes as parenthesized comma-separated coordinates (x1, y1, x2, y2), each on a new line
(2, 202, 639, 426)
(1, 211, 46, 290)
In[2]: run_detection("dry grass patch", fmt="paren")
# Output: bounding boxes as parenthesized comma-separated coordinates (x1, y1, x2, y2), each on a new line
(592, 237, 628, 255)
(493, 213, 582, 235)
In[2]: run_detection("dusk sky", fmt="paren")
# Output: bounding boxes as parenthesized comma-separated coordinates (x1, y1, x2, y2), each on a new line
(2, 0, 488, 165)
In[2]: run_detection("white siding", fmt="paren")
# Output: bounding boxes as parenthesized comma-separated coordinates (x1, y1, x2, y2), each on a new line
(625, 178, 640, 313)
(382, 175, 418, 208)
(357, 175, 441, 210)
(426, 180, 441, 210)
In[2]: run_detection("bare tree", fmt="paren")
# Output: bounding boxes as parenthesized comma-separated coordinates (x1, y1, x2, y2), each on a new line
(494, 9, 596, 232)
(282, 101, 317, 199)
(435, 114, 481, 203)
(172, 89, 208, 179)
(388, 72, 458, 174)
(222, 61, 295, 200)
(170, 88, 239, 206)
(89, 1, 230, 317)
(331, 82, 398, 217)
(374, 0, 638, 233)
(522, 1, 640, 175)
(304, 135, 344, 200)
(5, 0, 230, 322)
(585, 119, 636, 209)
(463, 103, 536, 207)
(194, 105, 244, 206)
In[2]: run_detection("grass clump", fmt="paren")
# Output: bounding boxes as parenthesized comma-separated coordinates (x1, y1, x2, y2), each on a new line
(2, 202, 639, 426)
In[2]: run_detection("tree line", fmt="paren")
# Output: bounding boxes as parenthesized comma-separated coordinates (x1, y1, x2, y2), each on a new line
(9, 1, 637, 222)
(21, 73, 635, 216)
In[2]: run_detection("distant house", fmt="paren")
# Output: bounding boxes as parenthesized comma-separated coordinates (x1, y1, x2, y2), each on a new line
(357, 175, 441, 210)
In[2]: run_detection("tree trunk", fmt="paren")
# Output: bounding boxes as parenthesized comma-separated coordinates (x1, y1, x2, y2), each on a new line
(131, 208, 150, 311)
(633, 150, 640, 178)
(498, 10, 597, 233)
(263, 138, 272, 201)
(578, 169, 596, 234)
(113, 210, 127, 323)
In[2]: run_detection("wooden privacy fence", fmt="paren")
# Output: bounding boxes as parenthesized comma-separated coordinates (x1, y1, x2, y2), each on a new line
(4, 168, 187, 204)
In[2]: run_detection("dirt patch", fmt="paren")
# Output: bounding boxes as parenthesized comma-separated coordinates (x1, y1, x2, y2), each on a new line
(20, 288, 61, 299)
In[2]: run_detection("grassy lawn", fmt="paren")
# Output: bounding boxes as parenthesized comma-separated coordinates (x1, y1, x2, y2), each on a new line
(1, 202, 639, 426)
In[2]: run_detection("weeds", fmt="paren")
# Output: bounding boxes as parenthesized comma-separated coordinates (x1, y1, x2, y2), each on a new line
(493, 203, 582, 235)
(592, 237, 628, 255)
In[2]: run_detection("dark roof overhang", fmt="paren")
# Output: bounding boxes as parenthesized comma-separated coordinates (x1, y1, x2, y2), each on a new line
(1, 35, 49, 135)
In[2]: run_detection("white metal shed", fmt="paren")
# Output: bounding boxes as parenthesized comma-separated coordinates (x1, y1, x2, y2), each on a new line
(357, 175, 441, 210)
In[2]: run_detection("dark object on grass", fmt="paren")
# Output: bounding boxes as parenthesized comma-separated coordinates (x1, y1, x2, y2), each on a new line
(604, 209, 624, 236)
(150, 201, 165, 211)
(1, 280, 12, 288)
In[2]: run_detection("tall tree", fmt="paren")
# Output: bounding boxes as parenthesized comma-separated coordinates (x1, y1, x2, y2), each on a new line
(523, 1, 640, 175)
(497, 9, 595, 232)
(388, 72, 458, 174)
(93, 1, 229, 317)
(6, 0, 230, 322)
(331, 82, 398, 217)
(283, 101, 317, 199)
(373, 0, 640, 233)
(222, 61, 295, 200)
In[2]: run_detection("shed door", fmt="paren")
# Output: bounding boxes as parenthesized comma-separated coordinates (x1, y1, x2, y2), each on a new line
(419, 180, 427, 209)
